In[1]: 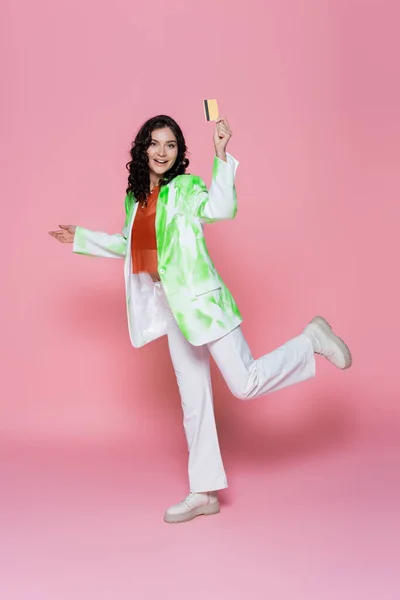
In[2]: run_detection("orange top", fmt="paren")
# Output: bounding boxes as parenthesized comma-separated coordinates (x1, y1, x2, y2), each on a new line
(131, 185, 159, 274)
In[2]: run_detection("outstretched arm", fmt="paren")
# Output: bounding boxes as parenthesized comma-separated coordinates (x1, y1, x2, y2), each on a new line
(73, 193, 133, 258)
(72, 227, 127, 258)
(189, 117, 239, 223)
(49, 193, 133, 258)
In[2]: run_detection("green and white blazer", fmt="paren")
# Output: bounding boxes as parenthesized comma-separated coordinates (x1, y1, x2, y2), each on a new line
(73, 153, 243, 347)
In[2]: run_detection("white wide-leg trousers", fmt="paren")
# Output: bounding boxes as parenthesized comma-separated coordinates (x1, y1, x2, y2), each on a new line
(156, 284, 316, 493)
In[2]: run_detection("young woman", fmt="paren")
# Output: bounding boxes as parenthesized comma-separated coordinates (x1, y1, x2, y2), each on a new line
(49, 115, 352, 524)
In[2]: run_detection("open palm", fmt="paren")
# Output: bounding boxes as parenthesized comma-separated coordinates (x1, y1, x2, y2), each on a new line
(48, 224, 76, 244)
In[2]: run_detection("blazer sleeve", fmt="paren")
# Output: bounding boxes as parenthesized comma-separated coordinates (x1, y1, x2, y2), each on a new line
(189, 153, 239, 223)
(72, 193, 132, 259)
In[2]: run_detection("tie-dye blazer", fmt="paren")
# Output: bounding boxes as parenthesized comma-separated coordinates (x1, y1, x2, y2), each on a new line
(73, 153, 242, 347)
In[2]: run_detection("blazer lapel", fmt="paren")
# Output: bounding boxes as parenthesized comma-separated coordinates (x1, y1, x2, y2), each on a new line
(155, 183, 172, 256)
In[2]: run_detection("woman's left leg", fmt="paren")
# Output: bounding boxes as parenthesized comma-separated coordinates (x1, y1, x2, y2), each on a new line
(207, 327, 315, 400)
(207, 317, 351, 401)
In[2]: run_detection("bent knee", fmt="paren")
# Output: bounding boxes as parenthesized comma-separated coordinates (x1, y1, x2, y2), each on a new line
(228, 375, 259, 401)
(224, 370, 257, 400)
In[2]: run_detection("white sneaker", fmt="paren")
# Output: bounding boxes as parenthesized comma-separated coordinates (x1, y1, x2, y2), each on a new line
(303, 316, 352, 369)
(164, 492, 220, 524)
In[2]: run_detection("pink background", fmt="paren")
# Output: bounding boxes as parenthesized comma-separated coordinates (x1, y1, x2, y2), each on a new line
(2, 0, 400, 598)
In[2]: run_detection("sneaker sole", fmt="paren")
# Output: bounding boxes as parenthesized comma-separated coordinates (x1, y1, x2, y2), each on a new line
(311, 316, 352, 369)
(164, 502, 220, 524)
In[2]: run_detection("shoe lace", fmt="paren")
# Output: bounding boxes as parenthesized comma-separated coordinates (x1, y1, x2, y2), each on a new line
(316, 349, 334, 357)
(183, 492, 195, 503)
(308, 331, 334, 357)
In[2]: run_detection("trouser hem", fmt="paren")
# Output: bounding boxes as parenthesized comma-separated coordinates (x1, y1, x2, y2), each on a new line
(190, 479, 228, 493)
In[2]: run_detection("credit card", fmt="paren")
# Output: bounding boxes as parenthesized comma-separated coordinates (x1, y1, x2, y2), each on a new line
(203, 99, 219, 121)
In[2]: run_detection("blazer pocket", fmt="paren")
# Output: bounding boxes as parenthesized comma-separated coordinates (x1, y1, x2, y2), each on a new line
(192, 278, 222, 297)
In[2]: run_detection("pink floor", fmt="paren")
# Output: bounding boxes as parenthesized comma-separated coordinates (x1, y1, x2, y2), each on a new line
(1, 431, 399, 600)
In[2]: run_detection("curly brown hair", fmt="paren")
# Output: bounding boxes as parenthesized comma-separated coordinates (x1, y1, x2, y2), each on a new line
(125, 115, 190, 202)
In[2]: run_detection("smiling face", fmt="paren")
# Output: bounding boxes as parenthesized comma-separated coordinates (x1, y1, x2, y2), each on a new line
(147, 127, 178, 181)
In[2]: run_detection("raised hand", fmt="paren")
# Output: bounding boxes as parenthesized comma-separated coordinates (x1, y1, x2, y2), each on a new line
(48, 224, 77, 244)
(213, 117, 232, 160)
